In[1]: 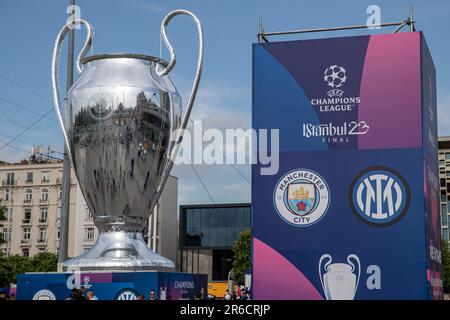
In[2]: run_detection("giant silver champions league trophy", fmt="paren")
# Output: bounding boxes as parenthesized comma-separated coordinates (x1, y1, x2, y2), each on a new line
(51, 10, 203, 271)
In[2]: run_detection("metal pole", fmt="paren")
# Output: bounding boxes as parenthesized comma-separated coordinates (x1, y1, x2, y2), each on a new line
(258, 19, 415, 42)
(57, 0, 75, 272)
(258, 17, 263, 43)
(409, 3, 415, 32)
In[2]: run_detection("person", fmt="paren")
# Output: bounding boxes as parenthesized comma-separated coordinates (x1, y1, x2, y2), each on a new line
(236, 286, 242, 300)
(159, 286, 166, 300)
(67, 288, 84, 300)
(80, 286, 87, 299)
(149, 290, 156, 300)
(0, 291, 8, 300)
(136, 295, 145, 300)
(224, 290, 231, 301)
(86, 290, 98, 300)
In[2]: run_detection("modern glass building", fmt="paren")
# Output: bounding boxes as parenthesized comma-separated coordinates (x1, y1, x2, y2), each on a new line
(179, 203, 251, 281)
(439, 137, 450, 245)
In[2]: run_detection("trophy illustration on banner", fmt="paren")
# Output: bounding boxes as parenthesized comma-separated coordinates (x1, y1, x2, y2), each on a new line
(51, 10, 203, 271)
(319, 254, 361, 300)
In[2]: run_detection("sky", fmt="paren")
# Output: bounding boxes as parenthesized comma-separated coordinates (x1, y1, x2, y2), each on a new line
(0, 0, 449, 205)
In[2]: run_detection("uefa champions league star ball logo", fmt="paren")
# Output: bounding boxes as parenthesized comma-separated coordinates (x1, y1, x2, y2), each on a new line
(274, 169, 330, 227)
(349, 166, 410, 227)
(324, 65, 347, 88)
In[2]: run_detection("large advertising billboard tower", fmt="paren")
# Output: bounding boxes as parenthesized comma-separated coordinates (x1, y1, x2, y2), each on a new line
(252, 31, 442, 299)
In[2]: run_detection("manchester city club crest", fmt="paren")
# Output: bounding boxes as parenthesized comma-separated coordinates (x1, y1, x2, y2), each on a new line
(274, 169, 330, 227)
(287, 183, 317, 215)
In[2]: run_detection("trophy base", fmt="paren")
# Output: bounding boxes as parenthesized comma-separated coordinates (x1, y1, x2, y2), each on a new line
(62, 231, 175, 272)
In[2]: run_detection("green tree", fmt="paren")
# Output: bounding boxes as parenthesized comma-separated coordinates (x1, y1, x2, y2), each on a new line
(232, 228, 252, 285)
(441, 238, 450, 294)
(0, 252, 57, 287)
(31, 252, 57, 272)
(0, 254, 32, 287)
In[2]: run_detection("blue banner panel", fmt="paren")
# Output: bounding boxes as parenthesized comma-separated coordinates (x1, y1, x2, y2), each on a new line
(252, 32, 441, 300)
(420, 33, 442, 299)
(16, 272, 207, 300)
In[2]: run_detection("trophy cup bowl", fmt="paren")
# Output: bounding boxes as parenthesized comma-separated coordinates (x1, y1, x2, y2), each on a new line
(319, 254, 360, 300)
(322, 263, 356, 300)
(51, 10, 203, 271)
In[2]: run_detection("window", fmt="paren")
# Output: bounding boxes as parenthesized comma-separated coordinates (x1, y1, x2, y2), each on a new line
(57, 207, 61, 219)
(57, 227, 60, 240)
(41, 188, 48, 202)
(24, 189, 32, 202)
(181, 205, 251, 248)
(1, 228, 10, 242)
(22, 227, 31, 240)
(84, 247, 91, 252)
(446, 154, 450, 160)
(85, 227, 95, 240)
(85, 206, 93, 220)
(4, 208, 11, 221)
(22, 249, 29, 257)
(39, 208, 48, 223)
(442, 205, 448, 226)
(38, 247, 46, 252)
(41, 171, 50, 182)
(447, 172, 450, 177)
(38, 228, 46, 242)
(443, 228, 449, 243)
(23, 209, 31, 223)
(26, 172, 33, 182)
(6, 173, 14, 185)
(58, 187, 62, 199)
(440, 160, 445, 166)
(3, 188, 12, 201)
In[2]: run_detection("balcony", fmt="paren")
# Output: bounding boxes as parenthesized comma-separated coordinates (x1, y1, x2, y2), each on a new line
(37, 239, 47, 245)
(39, 198, 48, 204)
(22, 219, 31, 225)
(38, 218, 48, 225)
(20, 239, 30, 244)
(23, 199, 32, 204)
(41, 178, 50, 183)
(2, 180, 17, 186)
(24, 179, 33, 184)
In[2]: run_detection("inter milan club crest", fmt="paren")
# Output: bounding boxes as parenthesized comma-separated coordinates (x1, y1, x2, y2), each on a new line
(274, 169, 330, 227)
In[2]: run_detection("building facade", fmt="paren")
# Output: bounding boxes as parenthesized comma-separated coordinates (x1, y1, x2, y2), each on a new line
(178, 203, 251, 281)
(0, 161, 76, 257)
(439, 136, 450, 244)
(0, 161, 178, 265)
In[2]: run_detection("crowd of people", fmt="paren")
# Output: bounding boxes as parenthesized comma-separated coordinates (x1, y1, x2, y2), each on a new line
(0, 291, 15, 300)
(66, 287, 98, 300)
(67, 287, 157, 300)
(224, 285, 251, 300)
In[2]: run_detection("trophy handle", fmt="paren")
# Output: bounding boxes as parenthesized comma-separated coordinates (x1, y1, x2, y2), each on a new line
(51, 18, 93, 161)
(318, 254, 332, 299)
(157, 9, 204, 150)
(347, 254, 361, 294)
